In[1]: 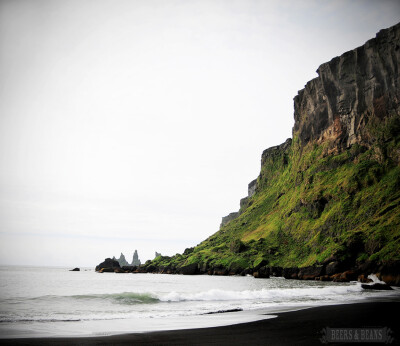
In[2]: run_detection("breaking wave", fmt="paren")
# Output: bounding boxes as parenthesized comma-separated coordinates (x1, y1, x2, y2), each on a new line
(72, 292, 159, 305)
(157, 284, 364, 303)
(5, 284, 366, 307)
(1, 292, 160, 306)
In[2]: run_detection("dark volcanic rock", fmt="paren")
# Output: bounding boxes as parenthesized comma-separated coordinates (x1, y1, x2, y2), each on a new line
(319, 275, 332, 281)
(197, 261, 208, 274)
(332, 270, 358, 282)
(228, 262, 245, 275)
(325, 261, 341, 276)
(253, 266, 270, 279)
(242, 268, 254, 276)
(254, 259, 269, 271)
(376, 260, 400, 286)
(212, 267, 228, 276)
(145, 264, 157, 273)
(95, 258, 120, 272)
(358, 274, 373, 283)
(270, 266, 283, 277)
(207, 265, 228, 276)
(70, 268, 80, 271)
(293, 23, 400, 155)
(159, 266, 174, 274)
(283, 267, 299, 279)
(361, 283, 393, 290)
(298, 265, 324, 280)
(122, 266, 137, 272)
(136, 266, 148, 273)
(114, 268, 127, 273)
(179, 263, 198, 275)
(357, 260, 379, 275)
(99, 267, 114, 273)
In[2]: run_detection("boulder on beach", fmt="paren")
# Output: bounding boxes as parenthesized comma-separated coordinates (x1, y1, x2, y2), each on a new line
(361, 283, 393, 290)
(70, 268, 80, 271)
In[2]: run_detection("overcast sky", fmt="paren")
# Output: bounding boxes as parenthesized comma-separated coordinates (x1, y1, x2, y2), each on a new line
(0, 0, 399, 267)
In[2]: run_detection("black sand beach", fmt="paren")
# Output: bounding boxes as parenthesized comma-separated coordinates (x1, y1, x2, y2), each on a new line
(1, 301, 399, 345)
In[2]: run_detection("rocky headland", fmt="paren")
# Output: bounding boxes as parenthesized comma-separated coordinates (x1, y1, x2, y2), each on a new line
(96, 23, 400, 286)
(107, 250, 142, 268)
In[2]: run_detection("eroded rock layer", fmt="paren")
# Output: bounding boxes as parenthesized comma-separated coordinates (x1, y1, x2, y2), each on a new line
(293, 23, 400, 155)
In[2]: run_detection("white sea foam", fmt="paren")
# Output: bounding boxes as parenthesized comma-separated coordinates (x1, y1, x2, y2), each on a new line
(367, 274, 386, 284)
(157, 284, 363, 303)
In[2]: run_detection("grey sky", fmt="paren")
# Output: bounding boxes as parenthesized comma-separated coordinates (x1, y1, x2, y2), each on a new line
(1, 0, 399, 267)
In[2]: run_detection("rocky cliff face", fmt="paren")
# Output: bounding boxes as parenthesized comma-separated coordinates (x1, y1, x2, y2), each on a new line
(129, 23, 400, 285)
(220, 212, 240, 227)
(293, 23, 400, 155)
(220, 23, 400, 231)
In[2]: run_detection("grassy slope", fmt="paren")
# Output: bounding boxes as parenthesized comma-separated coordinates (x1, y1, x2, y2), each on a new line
(150, 116, 400, 272)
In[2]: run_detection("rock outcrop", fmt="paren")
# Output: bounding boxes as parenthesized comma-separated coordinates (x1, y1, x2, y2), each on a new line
(220, 175, 264, 227)
(293, 23, 400, 155)
(220, 212, 239, 227)
(220, 138, 293, 228)
(117, 253, 129, 266)
(95, 258, 120, 272)
(261, 138, 292, 166)
(131, 250, 141, 266)
(248, 179, 258, 197)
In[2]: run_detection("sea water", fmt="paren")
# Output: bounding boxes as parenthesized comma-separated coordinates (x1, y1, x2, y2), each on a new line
(0, 266, 399, 338)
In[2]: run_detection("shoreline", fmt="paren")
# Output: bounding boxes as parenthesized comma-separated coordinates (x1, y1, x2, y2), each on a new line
(96, 259, 400, 287)
(1, 300, 399, 345)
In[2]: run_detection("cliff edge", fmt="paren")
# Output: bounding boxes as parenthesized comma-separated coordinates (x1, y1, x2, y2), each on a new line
(136, 23, 400, 285)
(294, 23, 400, 156)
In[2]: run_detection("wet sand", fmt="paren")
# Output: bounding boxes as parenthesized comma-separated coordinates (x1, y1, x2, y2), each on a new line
(1, 301, 399, 345)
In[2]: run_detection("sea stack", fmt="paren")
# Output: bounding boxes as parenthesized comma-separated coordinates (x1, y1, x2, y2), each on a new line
(131, 250, 141, 266)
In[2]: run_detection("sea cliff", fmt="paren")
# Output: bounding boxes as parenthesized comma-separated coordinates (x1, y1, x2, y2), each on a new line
(98, 23, 400, 285)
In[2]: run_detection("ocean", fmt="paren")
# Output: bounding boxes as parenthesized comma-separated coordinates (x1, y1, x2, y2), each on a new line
(0, 266, 399, 338)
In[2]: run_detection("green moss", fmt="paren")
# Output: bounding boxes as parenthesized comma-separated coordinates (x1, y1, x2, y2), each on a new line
(146, 120, 400, 271)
